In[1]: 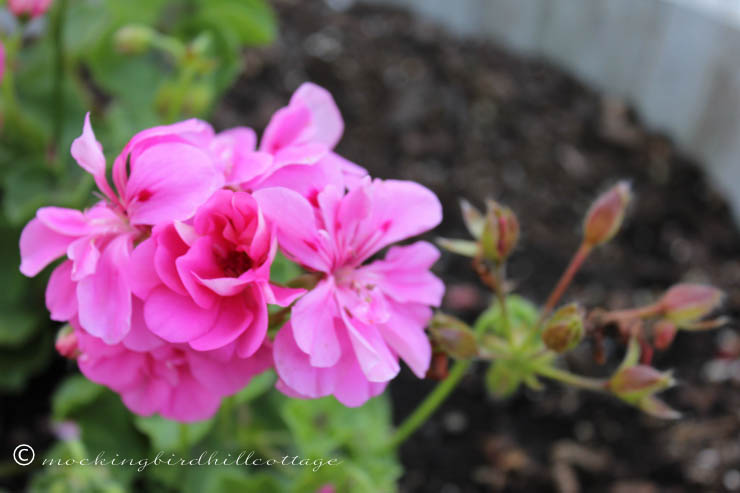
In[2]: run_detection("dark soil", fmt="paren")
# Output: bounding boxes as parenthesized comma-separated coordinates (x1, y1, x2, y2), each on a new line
(214, 1, 740, 492)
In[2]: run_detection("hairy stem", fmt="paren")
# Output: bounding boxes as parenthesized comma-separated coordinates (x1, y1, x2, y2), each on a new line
(537, 242, 592, 327)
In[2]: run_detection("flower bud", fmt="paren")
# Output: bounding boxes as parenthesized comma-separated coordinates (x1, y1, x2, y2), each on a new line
(55, 325, 78, 359)
(114, 25, 155, 55)
(653, 319, 677, 350)
(428, 313, 478, 359)
(542, 303, 585, 353)
(583, 181, 631, 247)
(659, 283, 724, 327)
(460, 198, 485, 239)
(480, 200, 519, 264)
(9, 0, 53, 19)
(637, 396, 681, 420)
(436, 237, 478, 257)
(608, 365, 674, 401)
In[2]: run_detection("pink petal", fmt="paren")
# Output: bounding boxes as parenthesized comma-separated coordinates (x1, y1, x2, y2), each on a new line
(122, 298, 164, 352)
(360, 241, 444, 306)
(125, 142, 223, 225)
(19, 218, 76, 277)
(188, 295, 254, 351)
(175, 237, 221, 309)
(340, 310, 400, 383)
(188, 343, 272, 396)
(152, 224, 189, 296)
(273, 324, 337, 398)
(120, 378, 170, 417)
(143, 286, 217, 343)
(46, 260, 77, 321)
(253, 187, 329, 272)
(37, 207, 90, 236)
(377, 302, 433, 378)
(353, 180, 443, 261)
(67, 237, 100, 281)
(263, 283, 306, 307)
(71, 113, 116, 200)
(76, 235, 133, 343)
(260, 103, 312, 154)
(160, 372, 221, 422)
(236, 287, 269, 358)
(291, 279, 341, 367)
(290, 82, 344, 149)
(128, 237, 160, 299)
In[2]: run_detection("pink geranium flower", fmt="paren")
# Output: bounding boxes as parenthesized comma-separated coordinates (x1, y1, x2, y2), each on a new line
(19, 114, 223, 343)
(71, 319, 272, 422)
(128, 189, 303, 356)
(236, 83, 367, 197)
(255, 179, 444, 406)
(8, 0, 53, 18)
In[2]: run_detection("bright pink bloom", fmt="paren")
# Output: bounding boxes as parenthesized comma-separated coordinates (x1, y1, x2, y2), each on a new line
(128, 189, 303, 356)
(235, 83, 367, 197)
(73, 319, 272, 422)
(19, 115, 223, 343)
(255, 179, 444, 406)
(8, 0, 53, 18)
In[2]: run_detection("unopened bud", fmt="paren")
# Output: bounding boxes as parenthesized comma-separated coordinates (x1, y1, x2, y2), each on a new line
(460, 199, 485, 239)
(608, 365, 674, 402)
(114, 25, 155, 55)
(542, 303, 585, 353)
(583, 181, 631, 247)
(653, 319, 677, 350)
(480, 200, 519, 264)
(55, 325, 78, 359)
(660, 283, 724, 327)
(637, 396, 681, 420)
(428, 313, 478, 359)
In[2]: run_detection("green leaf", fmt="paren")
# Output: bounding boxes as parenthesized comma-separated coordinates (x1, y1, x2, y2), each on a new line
(270, 252, 302, 285)
(196, 0, 277, 46)
(233, 370, 276, 404)
(134, 415, 215, 452)
(52, 375, 105, 420)
(0, 330, 53, 392)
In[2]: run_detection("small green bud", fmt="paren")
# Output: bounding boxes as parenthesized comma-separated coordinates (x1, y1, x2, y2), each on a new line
(114, 25, 155, 55)
(542, 303, 585, 353)
(428, 313, 478, 359)
(480, 200, 519, 264)
(583, 181, 631, 247)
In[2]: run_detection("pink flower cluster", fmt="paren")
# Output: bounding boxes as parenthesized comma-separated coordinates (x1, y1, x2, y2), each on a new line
(20, 83, 443, 421)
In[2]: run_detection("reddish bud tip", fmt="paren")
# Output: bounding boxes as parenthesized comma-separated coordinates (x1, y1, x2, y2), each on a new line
(608, 365, 674, 401)
(583, 181, 631, 247)
(653, 319, 677, 350)
(659, 283, 724, 327)
(542, 303, 585, 353)
(480, 200, 520, 264)
(55, 325, 79, 359)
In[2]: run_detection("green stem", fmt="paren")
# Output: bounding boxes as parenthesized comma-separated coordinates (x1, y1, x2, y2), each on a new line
(536, 364, 607, 392)
(494, 263, 511, 341)
(384, 358, 471, 451)
(178, 423, 190, 456)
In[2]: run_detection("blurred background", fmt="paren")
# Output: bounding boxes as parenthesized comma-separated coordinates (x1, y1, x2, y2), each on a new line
(1, 0, 740, 492)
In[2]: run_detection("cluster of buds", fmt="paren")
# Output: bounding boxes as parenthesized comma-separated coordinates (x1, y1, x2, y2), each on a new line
(430, 179, 728, 421)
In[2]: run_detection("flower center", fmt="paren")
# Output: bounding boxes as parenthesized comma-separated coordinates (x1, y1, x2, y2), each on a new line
(218, 250, 253, 278)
